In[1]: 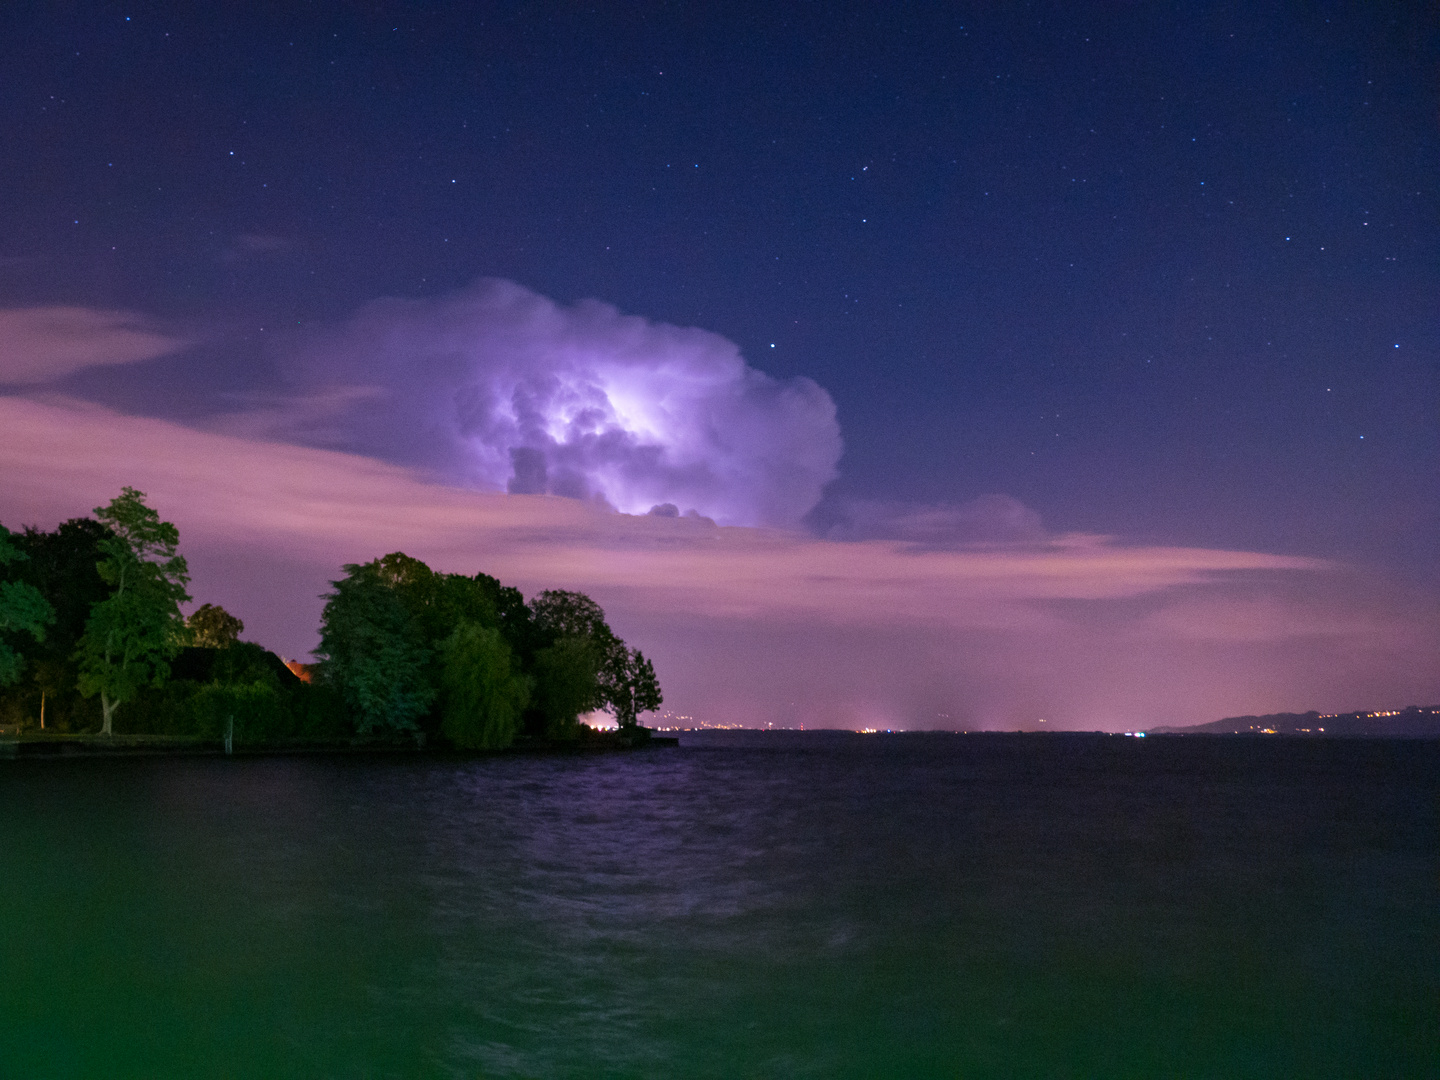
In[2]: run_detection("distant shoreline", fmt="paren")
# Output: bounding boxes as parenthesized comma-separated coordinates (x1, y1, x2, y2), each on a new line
(1144, 705, 1440, 738)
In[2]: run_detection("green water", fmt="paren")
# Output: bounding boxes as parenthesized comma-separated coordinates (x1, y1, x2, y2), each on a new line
(1, 733, 1435, 1077)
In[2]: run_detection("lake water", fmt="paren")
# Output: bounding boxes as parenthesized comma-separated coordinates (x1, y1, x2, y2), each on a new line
(1, 732, 1435, 1078)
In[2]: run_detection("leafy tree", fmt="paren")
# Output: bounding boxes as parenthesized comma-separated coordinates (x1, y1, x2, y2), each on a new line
(314, 558, 663, 743)
(354, 553, 509, 737)
(529, 589, 663, 729)
(439, 621, 529, 749)
(8, 519, 115, 727)
(601, 647, 664, 729)
(186, 678, 288, 746)
(527, 589, 620, 737)
(473, 572, 535, 657)
(0, 525, 55, 686)
(75, 489, 191, 734)
(17, 519, 115, 641)
(371, 553, 500, 643)
(186, 603, 244, 648)
(316, 561, 435, 735)
(532, 636, 604, 739)
(529, 589, 612, 643)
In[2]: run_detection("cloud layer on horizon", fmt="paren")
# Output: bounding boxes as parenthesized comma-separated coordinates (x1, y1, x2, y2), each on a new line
(4, 395, 1434, 730)
(224, 279, 842, 527)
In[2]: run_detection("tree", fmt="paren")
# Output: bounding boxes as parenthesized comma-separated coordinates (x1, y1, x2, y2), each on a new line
(359, 553, 510, 738)
(186, 603, 244, 648)
(75, 489, 191, 734)
(528, 589, 619, 737)
(529, 589, 612, 642)
(532, 636, 604, 739)
(4, 519, 117, 731)
(13, 518, 114, 681)
(601, 647, 663, 729)
(315, 561, 435, 735)
(371, 552, 500, 644)
(527, 588, 663, 729)
(473, 572, 535, 658)
(439, 621, 529, 749)
(474, 573, 527, 625)
(0, 525, 55, 686)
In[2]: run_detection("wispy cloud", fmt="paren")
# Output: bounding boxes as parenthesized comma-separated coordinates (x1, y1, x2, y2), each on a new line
(219, 232, 295, 263)
(233, 232, 291, 253)
(808, 494, 1048, 544)
(0, 306, 189, 384)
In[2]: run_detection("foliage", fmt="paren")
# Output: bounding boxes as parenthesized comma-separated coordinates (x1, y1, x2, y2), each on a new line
(327, 552, 516, 737)
(313, 556, 664, 743)
(527, 589, 616, 736)
(169, 641, 293, 686)
(371, 553, 500, 644)
(439, 621, 529, 749)
(0, 525, 55, 686)
(1, 511, 665, 744)
(313, 553, 623, 744)
(186, 603, 244, 648)
(288, 680, 351, 742)
(316, 560, 435, 735)
(530, 588, 663, 728)
(74, 489, 191, 733)
(0, 519, 114, 728)
(109, 645, 351, 745)
(601, 647, 664, 728)
(530, 589, 612, 643)
(186, 679, 291, 745)
(15, 519, 115, 646)
(532, 636, 604, 739)
(75, 586, 185, 732)
(474, 572, 531, 651)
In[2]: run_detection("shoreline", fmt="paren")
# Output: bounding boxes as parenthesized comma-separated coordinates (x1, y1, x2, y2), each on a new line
(0, 729, 679, 760)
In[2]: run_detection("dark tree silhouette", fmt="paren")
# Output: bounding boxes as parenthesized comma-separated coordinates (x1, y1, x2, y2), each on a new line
(0, 525, 54, 686)
(602, 647, 663, 729)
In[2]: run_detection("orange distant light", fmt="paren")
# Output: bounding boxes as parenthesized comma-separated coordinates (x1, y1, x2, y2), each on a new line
(284, 660, 315, 683)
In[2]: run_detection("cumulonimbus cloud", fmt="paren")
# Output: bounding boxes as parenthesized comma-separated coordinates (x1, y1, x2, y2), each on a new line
(0, 306, 188, 384)
(246, 279, 842, 527)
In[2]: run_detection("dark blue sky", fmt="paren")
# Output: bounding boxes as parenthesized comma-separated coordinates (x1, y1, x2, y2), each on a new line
(3, 1, 1435, 578)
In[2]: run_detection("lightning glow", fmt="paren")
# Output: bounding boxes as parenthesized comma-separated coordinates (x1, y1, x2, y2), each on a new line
(262, 279, 842, 526)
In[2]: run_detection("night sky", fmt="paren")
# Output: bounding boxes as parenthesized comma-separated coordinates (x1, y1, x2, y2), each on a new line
(2, 2, 1435, 729)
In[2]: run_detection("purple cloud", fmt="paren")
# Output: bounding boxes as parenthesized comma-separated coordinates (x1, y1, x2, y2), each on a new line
(243, 278, 842, 527)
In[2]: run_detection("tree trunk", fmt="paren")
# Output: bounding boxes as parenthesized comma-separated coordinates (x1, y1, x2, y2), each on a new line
(100, 692, 117, 736)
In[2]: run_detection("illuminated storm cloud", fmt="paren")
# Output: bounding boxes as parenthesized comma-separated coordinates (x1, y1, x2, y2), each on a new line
(281, 278, 842, 527)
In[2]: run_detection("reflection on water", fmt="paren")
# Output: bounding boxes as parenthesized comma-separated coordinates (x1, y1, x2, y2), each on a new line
(1, 732, 1436, 1078)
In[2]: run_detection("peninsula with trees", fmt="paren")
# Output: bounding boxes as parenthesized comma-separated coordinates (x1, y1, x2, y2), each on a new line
(1144, 706, 1440, 738)
(0, 488, 664, 755)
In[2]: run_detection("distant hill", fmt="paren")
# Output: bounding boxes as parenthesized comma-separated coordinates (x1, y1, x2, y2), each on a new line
(1146, 705, 1440, 738)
